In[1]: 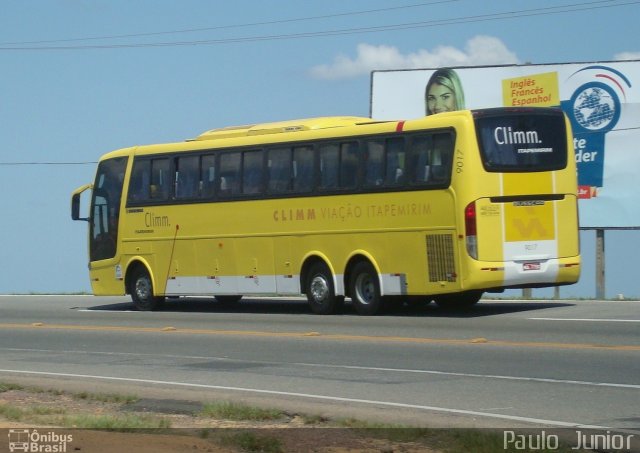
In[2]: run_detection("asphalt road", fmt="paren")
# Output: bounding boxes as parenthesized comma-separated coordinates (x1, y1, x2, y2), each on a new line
(0, 295, 639, 432)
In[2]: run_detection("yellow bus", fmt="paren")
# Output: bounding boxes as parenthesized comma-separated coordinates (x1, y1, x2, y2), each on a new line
(72, 107, 580, 315)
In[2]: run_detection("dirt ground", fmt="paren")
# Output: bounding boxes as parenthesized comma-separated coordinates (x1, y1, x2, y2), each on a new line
(0, 389, 442, 452)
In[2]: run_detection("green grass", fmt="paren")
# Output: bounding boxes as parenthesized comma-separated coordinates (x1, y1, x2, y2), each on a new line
(0, 381, 591, 452)
(0, 381, 138, 404)
(0, 402, 169, 430)
(199, 401, 285, 421)
(0, 403, 67, 422)
(74, 391, 139, 404)
(336, 419, 588, 453)
(220, 431, 283, 453)
(298, 413, 329, 425)
(60, 413, 171, 430)
(0, 382, 24, 393)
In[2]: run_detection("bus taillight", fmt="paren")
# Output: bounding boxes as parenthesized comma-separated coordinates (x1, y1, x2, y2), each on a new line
(465, 201, 478, 259)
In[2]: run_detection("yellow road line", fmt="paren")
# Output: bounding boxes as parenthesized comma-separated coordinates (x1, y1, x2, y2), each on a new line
(1, 322, 639, 351)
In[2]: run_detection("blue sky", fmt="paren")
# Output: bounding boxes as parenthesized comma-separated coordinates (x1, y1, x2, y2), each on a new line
(1, 0, 639, 297)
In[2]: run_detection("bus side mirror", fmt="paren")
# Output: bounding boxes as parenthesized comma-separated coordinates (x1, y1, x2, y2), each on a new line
(71, 184, 93, 221)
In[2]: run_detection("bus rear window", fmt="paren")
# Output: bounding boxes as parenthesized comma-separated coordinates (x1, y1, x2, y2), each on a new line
(475, 110, 568, 172)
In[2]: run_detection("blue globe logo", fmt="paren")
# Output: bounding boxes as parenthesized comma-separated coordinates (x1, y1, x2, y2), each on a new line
(572, 84, 619, 131)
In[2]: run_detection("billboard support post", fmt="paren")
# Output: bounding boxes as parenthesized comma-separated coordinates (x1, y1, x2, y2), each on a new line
(596, 229, 605, 299)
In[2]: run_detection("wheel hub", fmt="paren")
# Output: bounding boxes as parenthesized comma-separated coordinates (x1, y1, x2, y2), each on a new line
(135, 278, 151, 301)
(310, 275, 329, 302)
(355, 274, 375, 305)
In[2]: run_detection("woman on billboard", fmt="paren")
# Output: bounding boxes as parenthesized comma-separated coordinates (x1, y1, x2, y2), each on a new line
(425, 68, 465, 115)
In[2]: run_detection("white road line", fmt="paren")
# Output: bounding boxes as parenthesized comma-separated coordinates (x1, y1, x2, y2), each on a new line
(0, 368, 610, 429)
(529, 318, 640, 323)
(2, 347, 639, 390)
(293, 363, 640, 390)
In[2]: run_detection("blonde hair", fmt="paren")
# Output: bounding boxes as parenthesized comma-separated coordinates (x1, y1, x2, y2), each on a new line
(425, 68, 465, 115)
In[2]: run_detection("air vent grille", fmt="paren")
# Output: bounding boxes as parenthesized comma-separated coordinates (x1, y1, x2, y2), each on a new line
(426, 234, 456, 282)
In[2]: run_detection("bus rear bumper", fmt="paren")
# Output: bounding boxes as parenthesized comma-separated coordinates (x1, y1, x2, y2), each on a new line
(469, 256, 581, 290)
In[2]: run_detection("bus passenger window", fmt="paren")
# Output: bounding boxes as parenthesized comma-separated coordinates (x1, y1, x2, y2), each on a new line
(293, 146, 313, 192)
(385, 138, 406, 186)
(431, 134, 453, 182)
(128, 159, 150, 202)
(319, 144, 339, 190)
(364, 140, 384, 187)
(175, 155, 200, 199)
(201, 155, 216, 198)
(242, 150, 263, 195)
(150, 158, 170, 200)
(409, 135, 434, 184)
(268, 148, 291, 194)
(219, 152, 241, 196)
(340, 142, 359, 189)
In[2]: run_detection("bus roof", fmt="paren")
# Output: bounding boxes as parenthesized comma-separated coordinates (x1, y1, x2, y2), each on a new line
(97, 111, 486, 161)
(192, 116, 377, 141)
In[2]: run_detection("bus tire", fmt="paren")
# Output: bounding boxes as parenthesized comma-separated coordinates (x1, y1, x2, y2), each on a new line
(130, 267, 165, 311)
(434, 290, 482, 310)
(214, 295, 243, 304)
(349, 261, 383, 316)
(306, 262, 343, 315)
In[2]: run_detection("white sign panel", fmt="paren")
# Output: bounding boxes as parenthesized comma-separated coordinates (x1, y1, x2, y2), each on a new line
(370, 61, 640, 228)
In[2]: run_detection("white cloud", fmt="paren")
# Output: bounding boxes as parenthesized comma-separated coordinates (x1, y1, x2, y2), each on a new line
(309, 35, 519, 80)
(614, 51, 640, 60)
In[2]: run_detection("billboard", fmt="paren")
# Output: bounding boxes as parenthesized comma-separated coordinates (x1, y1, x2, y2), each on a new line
(370, 61, 640, 228)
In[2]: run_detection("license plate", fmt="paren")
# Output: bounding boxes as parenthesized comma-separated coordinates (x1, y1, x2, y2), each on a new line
(523, 262, 541, 271)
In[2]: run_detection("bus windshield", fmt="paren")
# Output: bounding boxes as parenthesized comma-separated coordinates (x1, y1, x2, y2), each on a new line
(89, 157, 128, 261)
(475, 109, 568, 172)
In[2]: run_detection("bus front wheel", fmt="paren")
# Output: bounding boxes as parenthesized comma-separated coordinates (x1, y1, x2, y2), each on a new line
(306, 262, 343, 315)
(130, 267, 165, 311)
(349, 261, 384, 316)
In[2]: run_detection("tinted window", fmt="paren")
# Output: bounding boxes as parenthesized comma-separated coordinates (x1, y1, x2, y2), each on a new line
(475, 111, 568, 172)
(408, 133, 453, 185)
(90, 157, 128, 261)
(339, 142, 359, 189)
(364, 138, 406, 188)
(319, 144, 339, 190)
(385, 138, 406, 186)
(150, 158, 171, 200)
(364, 140, 384, 187)
(128, 159, 150, 202)
(243, 150, 263, 194)
(268, 148, 291, 194)
(293, 146, 314, 192)
(128, 157, 172, 203)
(201, 154, 216, 198)
(219, 152, 241, 196)
(175, 155, 200, 199)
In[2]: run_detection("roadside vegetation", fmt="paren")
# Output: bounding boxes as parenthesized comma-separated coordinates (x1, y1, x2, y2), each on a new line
(0, 381, 589, 452)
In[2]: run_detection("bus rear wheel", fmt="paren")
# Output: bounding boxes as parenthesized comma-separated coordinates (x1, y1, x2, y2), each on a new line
(349, 261, 384, 316)
(306, 262, 343, 315)
(130, 267, 165, 311)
